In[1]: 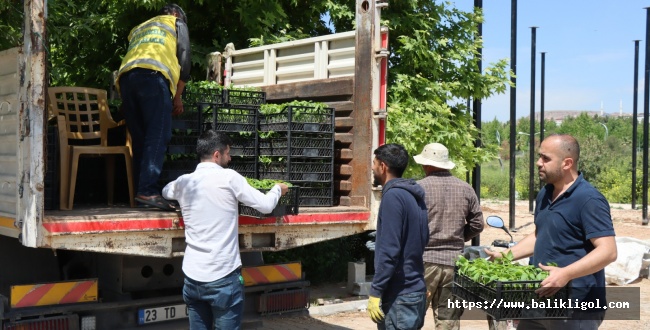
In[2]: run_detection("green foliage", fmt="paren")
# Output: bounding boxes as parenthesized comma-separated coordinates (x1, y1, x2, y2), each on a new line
(184, 80, 222, 93)
(259, 100, 328, 115)
(456, 253, 551, 286)
(480, 159, 509, 200)
(46, 0, 143, 88)
(385, 3, 510, 176)
(482, 113, 642, 203)
(2, 1, 510, 174)
(0, 1, 22, 50)
(245, 178, 291, 189)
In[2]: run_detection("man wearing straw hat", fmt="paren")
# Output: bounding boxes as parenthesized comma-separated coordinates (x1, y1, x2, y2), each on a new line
(414, 143, 484, 329)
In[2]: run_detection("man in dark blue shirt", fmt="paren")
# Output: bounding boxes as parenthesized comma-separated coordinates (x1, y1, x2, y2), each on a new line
(367, 143, 429, 330)
(486, 134, 617, 329)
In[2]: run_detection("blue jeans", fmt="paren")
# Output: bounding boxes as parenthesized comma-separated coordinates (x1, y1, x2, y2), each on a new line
(119, 68, 172, 196)
(379, 291, 427, 330)
(183, 268, 244, 330)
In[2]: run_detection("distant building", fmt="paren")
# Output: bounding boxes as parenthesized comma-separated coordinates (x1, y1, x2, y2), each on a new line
(534, 110, 643, 125)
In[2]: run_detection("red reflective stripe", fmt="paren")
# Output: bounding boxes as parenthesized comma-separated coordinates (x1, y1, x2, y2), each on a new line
(282, 212, 370, 223)
(275, 265, 300, 281)
(59, 281, 95, 304)
(15, 284, 55, 308)
(42, 219, 175, 233)
(44, 212, 370, 232)
(238, 215, 277, 225)
(244, 267, 268, 284)
(379, 28, 388, 146)
(239, 212, 370, 225)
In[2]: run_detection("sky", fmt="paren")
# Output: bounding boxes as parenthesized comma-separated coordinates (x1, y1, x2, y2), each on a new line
(452, 1, 649, 122)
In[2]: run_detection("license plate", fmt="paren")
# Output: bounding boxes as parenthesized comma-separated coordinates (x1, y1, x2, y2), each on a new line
(138, 303, 188, 325)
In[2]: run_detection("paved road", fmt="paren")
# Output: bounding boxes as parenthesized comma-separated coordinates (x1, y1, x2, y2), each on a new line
(254, 306, 512, 330)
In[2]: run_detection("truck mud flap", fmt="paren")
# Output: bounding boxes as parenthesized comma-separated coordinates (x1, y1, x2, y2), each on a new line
(257, 288, 310, 315)
(3, 314, 79, 330)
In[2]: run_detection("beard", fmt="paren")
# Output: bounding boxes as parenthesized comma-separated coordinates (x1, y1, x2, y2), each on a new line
(373, 173, 382, 186)
(539, 167, 561, 183)
(218, 158, 229, 168)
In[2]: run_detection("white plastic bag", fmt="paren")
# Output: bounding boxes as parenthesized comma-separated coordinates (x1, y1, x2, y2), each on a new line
(604, 237, 650, 285)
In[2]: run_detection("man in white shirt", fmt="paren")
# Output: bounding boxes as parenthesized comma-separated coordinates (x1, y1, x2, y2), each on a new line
(163, 130, 288, 330)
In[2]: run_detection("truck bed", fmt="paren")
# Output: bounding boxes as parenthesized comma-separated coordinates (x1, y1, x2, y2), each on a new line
(41, 204, 371, 257)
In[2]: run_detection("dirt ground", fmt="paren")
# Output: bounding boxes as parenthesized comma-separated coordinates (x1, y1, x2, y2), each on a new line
(302, 200, 650, 329)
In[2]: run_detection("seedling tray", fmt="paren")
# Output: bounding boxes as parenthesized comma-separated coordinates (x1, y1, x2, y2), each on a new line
(223, 89, 266, 106)
(295, 184, 333, 206)
(228, 160, 257, 178)
(183, 88, 223, 105)
(229, 135, 258, 157)
(212, 106, 258, 133)
(259, 135, 334, 158)
(239, 186, 300, 218)
(452, 269, 571, 321)
(183, 88, 266, 107)
(259, 161, 333, 183)
(260, 106, 334, 133)
(167, 136, 198, 155)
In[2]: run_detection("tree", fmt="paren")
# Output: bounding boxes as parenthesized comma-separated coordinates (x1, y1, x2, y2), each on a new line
(384, 2, 510, 175)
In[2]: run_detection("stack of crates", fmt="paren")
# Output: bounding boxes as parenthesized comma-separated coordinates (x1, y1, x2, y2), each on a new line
(165, 88, 264, 184)
(259, 105, 335, 206)
(211, 89, 266, 179)
(159, 92, 206, 186)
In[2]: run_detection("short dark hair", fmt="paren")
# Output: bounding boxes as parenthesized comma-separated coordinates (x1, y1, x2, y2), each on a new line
(374, 143, 409, 178)
(160, 3, 187, 24)
(548, 133, 580, 165)
(197, 130, 232, 160)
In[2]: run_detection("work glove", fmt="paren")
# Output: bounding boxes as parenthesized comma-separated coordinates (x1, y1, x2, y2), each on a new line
(366, 231, 377, 251)
(367, 295, 385, 323)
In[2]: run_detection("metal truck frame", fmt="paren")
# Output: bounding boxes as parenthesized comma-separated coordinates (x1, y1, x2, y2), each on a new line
(0, 0, 388, 328)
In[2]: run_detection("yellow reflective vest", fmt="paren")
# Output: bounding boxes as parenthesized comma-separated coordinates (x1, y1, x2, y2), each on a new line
(116, 15, 181, 97)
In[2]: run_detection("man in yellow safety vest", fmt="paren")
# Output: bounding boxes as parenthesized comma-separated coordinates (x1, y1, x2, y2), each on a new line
(115, 3, 191, 211)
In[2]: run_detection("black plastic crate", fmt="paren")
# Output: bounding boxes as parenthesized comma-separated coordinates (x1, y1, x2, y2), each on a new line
(452, 269, 572, 321)
(228, 160, 257, 178)
(183, 88, 224, 105)
(171, 106, 203, 136)
(171, 118, 201, 134)
(260, 106, 334, 133)
(294, 183, 333, 206)
(167, 135, 198, 155)
(212, 106, 258, 133)
(159, 159, 199, 186)
(239, 186, 300, 218)
(259, 161, 333, 183)
(229, 135, 258, 157)
(171, 105, 203, 135)
(223, 89, 266, 106)
(259, 135, 334, 158)
(183, 88, 266, 107)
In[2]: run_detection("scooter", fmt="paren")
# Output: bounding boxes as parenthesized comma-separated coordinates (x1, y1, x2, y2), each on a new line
(486, 215, 516, 248)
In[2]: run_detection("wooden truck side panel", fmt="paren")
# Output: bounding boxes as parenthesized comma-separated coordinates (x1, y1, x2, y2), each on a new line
(0, 48, 20, 240)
